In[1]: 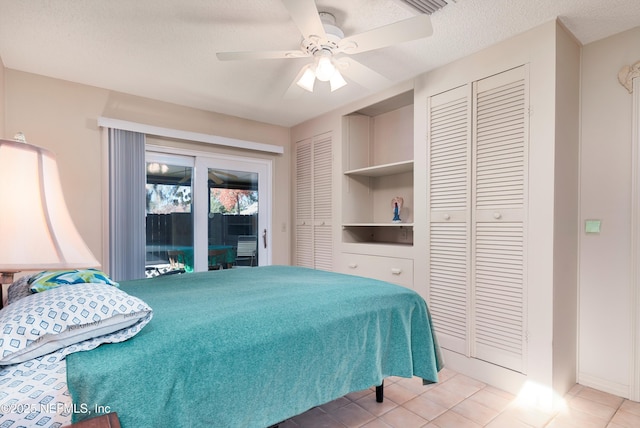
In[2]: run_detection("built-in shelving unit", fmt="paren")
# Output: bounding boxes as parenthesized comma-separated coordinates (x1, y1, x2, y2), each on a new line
(341, 90, 414, 246)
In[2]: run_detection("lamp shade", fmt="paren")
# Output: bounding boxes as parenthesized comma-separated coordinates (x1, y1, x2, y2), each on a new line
(0, 139, 99, 271)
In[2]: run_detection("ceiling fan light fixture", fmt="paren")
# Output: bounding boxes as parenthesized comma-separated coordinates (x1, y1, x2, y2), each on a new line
(296, 66, 316, 92)
(314, 55, 336, 82)
(218, 2, 436, 98)
(330, 70, 347, 92)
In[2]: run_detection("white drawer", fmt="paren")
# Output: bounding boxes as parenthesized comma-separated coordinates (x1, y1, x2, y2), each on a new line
(339, 253, 414, 288)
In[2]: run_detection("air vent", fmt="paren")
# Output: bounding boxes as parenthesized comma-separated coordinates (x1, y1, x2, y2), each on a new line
(398, 0, 452, 14)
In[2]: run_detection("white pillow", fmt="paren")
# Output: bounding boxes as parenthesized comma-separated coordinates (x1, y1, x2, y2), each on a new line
(0, 283, 152, 365)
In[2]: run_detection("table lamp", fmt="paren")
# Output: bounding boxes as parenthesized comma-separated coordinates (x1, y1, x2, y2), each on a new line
(0, 134, 99, 308)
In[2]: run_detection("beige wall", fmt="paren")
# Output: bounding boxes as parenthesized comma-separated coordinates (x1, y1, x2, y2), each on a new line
(3, 70, 291, 270)
(579, 25, 640, 397)
(0, 55, 5, 137)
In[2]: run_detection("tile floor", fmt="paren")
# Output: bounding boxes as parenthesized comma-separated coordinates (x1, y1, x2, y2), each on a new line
(278, 368, 640, 427)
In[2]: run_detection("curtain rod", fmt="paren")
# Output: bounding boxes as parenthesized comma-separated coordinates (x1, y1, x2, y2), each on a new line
(97, 117, 284, 154)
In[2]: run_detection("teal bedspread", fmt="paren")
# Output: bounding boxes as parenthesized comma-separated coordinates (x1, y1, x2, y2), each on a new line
(66, 266, 442, 428)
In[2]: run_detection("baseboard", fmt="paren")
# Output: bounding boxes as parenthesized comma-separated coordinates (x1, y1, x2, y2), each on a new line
(440, 349, 527, 396)
(578, 371, 630, 399)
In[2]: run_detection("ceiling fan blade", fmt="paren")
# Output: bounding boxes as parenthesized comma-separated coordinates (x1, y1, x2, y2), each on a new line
(217, 50, 307, 61)
(338, 14, 433, 55)
(338, 57, 390, 89)
(281, 0, 326, 39)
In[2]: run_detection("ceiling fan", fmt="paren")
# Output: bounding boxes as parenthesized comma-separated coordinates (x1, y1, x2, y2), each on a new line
(216, 0, 433, 93)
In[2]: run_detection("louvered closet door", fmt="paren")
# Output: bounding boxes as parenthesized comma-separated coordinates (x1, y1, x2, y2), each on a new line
(427, 85, 472, 355)
(312, 132, 333, 271)
(295, 138, 313, 268)
(471, 66, 528, 372)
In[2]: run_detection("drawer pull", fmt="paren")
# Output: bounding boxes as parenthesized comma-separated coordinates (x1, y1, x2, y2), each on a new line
(348, 263, 358, 269)
(443, 213, 451, 220)
(493, 212, 502, 219)
(391, 268, 402, 275)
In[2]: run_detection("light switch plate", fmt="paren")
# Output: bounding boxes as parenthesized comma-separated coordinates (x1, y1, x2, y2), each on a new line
(585, 219, 601, 234)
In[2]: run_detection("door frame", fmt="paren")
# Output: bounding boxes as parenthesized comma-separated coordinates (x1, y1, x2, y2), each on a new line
(630, 76, 640, 401)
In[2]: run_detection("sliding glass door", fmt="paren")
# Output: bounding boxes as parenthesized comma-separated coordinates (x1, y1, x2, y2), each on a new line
(192, 155, 270, 271)
(145, 150, 271, 276)
(145, 153, 194, 275)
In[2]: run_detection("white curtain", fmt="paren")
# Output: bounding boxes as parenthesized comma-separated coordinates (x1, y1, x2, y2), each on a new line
(108, 129, 146, 281)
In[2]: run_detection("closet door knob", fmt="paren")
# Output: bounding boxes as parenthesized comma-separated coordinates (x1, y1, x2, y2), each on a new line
(493, 212, 502, 219)
(443, 213, 451, 220)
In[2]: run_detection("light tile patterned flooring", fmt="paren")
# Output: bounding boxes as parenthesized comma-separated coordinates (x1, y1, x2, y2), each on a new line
(279, 368, 640, 427)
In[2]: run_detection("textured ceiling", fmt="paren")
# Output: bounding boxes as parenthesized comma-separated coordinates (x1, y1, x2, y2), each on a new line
(1, 0, 639, 128)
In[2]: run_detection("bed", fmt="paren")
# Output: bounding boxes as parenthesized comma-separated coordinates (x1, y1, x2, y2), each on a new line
(1, 265, 442, 428)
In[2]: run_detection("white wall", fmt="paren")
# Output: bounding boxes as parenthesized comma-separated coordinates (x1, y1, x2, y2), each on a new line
(579, 25, 640, 398)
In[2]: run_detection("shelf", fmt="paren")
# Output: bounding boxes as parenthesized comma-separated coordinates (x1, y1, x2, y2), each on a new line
(342, 223, 414, 228)
(344, 160, 413, 177)
(341, 98, 414, 248)
(342, 223, 414, 245)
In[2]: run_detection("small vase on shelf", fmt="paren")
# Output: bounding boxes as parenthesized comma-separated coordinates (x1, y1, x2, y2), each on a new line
(391, 196, 403, 223)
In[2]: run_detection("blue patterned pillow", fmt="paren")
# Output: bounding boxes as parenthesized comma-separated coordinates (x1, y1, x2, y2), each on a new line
(0, 283, 152, 365)
(28, 269, 119, 293)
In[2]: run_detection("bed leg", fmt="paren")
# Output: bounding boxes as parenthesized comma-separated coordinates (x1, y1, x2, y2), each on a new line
(376, 380, 384, 403)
